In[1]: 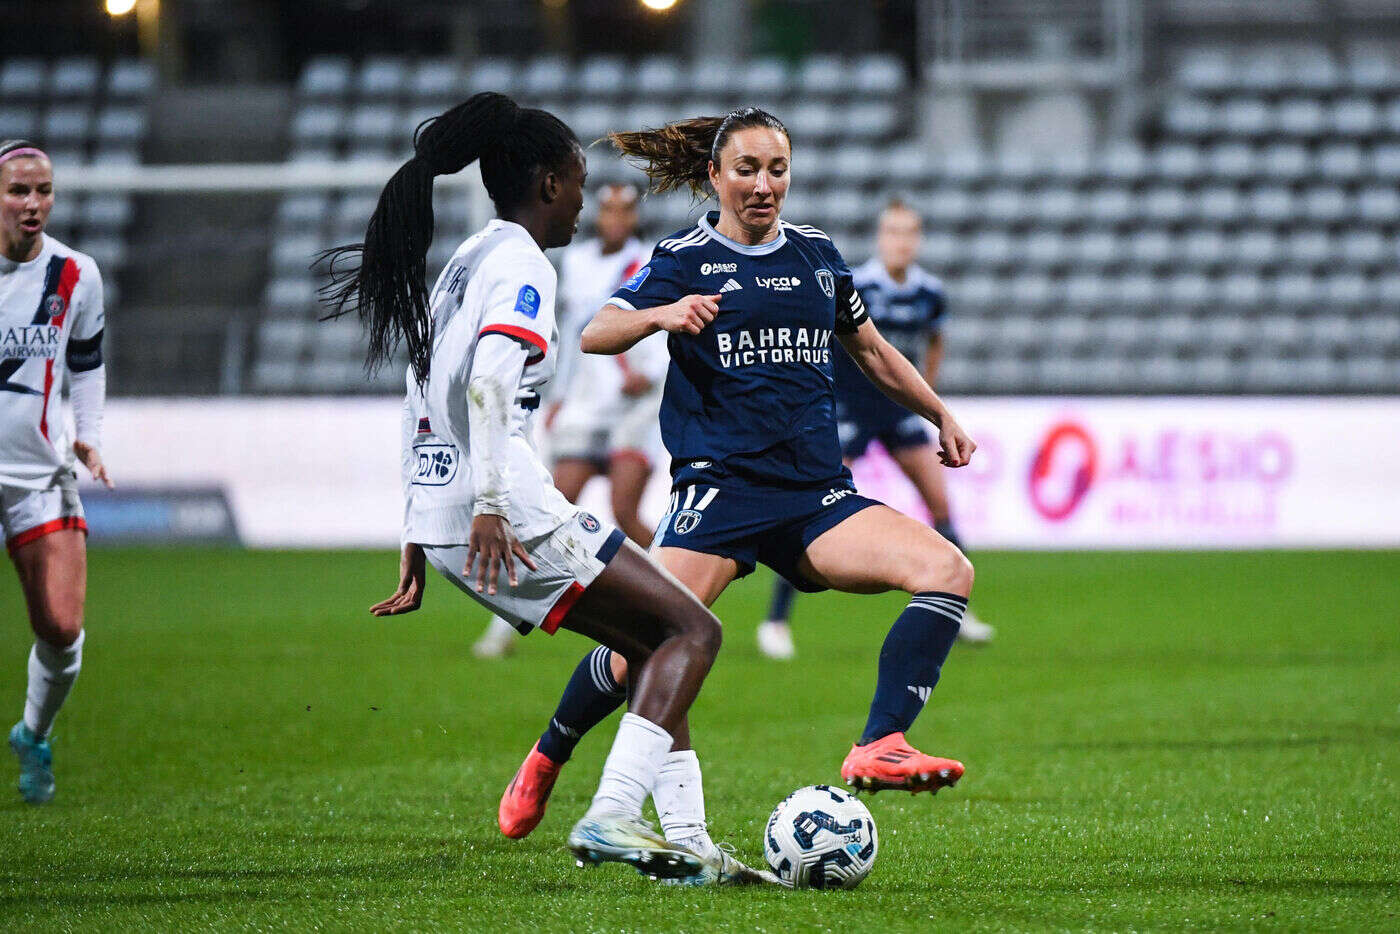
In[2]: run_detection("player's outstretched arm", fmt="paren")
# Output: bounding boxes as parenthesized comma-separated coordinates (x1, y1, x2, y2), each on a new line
(580, 295, 721, 355)
(837, 320, 976, 468)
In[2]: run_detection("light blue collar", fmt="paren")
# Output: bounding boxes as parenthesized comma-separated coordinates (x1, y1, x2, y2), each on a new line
(699, 211, 787, 256)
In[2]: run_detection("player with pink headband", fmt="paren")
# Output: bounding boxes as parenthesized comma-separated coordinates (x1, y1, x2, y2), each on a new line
(0, 140, 112, 804)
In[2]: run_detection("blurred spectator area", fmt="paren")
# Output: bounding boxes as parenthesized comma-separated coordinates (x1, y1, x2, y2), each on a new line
(2, 42, 1398, 397)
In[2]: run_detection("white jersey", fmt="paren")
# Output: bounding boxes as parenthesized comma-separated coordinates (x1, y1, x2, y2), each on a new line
(0, 235, 104, 489)
(554, 236, 668, 402)
(401, 219, 575, 546)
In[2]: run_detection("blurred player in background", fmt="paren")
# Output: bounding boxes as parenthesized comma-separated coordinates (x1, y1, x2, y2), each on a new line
(472, 183, 664, 659)
(0, 140, 111, 804)
(758, 200, 994, 659)
(499, 109, 980, 864)
(320, 95, 770, 885)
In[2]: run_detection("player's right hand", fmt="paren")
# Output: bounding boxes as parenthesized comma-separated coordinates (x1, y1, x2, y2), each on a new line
(652, 294, 721, 335)
(466, 514, 538, 596)
(371, 543, 426, 616)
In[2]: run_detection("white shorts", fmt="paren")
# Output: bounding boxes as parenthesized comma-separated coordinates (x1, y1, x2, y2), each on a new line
(551, 386, 663, 467)
(423, 510, 626, 635)
(2, 472, 86, 555)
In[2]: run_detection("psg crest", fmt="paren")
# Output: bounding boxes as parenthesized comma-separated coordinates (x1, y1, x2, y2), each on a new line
(674, 509, 703, 535)
(45, 294, 65, 316)
(816, 269, 835, 299)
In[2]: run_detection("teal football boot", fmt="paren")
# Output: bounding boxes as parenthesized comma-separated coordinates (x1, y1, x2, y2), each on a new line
(9, 722, 55, 804)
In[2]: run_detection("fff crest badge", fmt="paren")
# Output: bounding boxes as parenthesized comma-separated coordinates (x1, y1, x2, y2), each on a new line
(816, 268, 835, 299)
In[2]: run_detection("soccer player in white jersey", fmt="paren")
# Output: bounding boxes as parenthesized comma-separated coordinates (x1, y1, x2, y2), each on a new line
(0, 140, 112, 804)
(471, 183, 664, 659)
(319, 94, 772, 885)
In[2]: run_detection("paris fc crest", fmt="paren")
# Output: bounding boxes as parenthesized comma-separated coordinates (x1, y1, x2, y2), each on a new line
(674, 510, 702, 535)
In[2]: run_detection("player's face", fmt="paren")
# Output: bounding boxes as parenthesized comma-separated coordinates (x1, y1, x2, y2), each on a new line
(545, 148, 587, 249)
(876, 207, 921, 275)
(595, 194, 638, 251)
(1, 157, 54, 253)
(709, 126, 790, 237)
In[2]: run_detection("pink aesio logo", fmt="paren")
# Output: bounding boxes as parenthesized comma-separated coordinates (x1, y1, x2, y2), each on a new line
(1029, 421, 1097, 521)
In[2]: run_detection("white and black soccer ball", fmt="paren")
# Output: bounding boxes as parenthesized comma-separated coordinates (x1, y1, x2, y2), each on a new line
(763, 784, 878, 889)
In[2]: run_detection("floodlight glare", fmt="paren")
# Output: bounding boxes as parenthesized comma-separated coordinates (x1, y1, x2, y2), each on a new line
(641, 0, 678, 11)
(106, 0, 137, 15)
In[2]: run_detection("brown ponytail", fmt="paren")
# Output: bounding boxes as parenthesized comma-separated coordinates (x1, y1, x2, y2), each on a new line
(609, 107, 789, 199)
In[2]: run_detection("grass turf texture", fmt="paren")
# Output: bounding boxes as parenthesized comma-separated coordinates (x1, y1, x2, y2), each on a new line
(2, 549, 1397, 932)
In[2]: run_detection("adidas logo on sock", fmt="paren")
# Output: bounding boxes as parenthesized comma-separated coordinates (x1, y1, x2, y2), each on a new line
(719, 278, 743, 293)
(907, 685, 931, 703)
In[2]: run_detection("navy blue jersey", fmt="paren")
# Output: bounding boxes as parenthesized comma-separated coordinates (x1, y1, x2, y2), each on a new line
(832, 258, 946, 426)
(607, 211, 869, 488)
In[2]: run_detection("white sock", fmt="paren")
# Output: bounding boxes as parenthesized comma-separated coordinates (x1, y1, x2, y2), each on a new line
(585, 711, 673, 820)
(655, 749, 716, 858)
(24, 629, 84, 740)
(486, 616, 517, 639)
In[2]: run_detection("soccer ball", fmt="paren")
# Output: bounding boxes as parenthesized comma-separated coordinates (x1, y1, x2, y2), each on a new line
(763, 784, 878, 889)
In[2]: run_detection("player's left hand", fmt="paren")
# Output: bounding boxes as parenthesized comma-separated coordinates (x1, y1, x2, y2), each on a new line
(73, 440, 114, 489)
(372, 543, 426, 616)
(936, 417, 976, 468)
(466, 514, 538, 596)
(620, 370, 652, 397)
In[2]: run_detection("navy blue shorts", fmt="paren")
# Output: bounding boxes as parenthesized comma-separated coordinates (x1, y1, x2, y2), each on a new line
(654, 477, 881, 592)
(837, 412, 932, 461)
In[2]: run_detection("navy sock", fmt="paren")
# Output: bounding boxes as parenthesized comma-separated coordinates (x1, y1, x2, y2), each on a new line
(766, 577, 798, 623)
(859, 592, 967, 745)
(934, 519, 964, 554)
(537, 646, 626, 764)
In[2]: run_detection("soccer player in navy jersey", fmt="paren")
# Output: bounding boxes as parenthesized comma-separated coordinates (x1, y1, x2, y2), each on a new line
(498, 109, 979, 861)
(758, 200, 994, 660)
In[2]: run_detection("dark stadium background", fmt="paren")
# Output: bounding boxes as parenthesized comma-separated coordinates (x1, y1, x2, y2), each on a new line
(2, 2, 1396, 930)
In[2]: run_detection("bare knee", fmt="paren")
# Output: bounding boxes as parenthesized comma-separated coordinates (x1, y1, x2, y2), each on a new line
(31, 609, 83, 648)
(670, 604, 722, 664)
(907, 540, 974, 597)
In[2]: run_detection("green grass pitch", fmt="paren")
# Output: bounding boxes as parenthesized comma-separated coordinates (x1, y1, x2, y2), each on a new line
(2, 548, 1397, 931)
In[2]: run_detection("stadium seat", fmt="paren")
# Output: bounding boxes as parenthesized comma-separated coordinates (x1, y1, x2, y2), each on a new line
(744, 58, 790, 96)
(1301, 185, 1350, 223)
(80, 195, 133, 231)
(796, 56, 844, 97)
(1235, 228, 1281, 267)
(1175, 47, 1234, 91)
(1276, 98, 1326, 137)
(520, 58, 571, 98)
(855, 56, 905, 95)
(1154, 143, 1203, 180)
(845, 101, 898, 140)
(1097, 144, 1148, 180)
(636, 57, 684, 98)
(1141, 186, 1188, 224)
(1074, 230, 1117, 268)
(50, 57, 100, 98)
(1370, 143, 1400, 178)
(1220, 97, 1271, 138)
(0, 59, 46, 98)
(1163, 96, 1214, 137)
(357, 57, 408, 98)
(1358, 185, 1400, 221)
(1206, 141, 1256, 179)
(1023, 229, 1067, 269)
(1063, 272, 1109, 308)
(1316, 142, 1366, 181)
(1337, 229, 1386, 268)
(467, 59, 517, 95)
(1130, 229, 1175, 267)
(1238, 48, 1290, 93)
(1259, 142, 1311, 180)
(884, 143, 928, 184)
(1270, 271, 1323, 307)
(257, 319, 312, 360)
(1220, 272, 1265, 306)
(264, 278, 319, 317)
(95, 106, 148, 145)
(299, 57, 352, 98)
(1165, 273, 1210, 307)
(569, 103, 618, 144)
(0, 107, 37, 139)
(1380, 97, 1400, 136)
(1345, 45, 1397, 91)
(966, 229, 1013, 268)
(42, 106, 93, 145)
(271, 236, 320, 275)
(1197, 184, 1242, 223)
(787, 101, 838, 142)
(1182, 228, 1229, 268)
(1331, 97, 1380, 137)
(349, 105, 399, 144)
(579, 57, 626, 98)
(939, 149, 987, 183)
(107, 59, 156, 99)
(918, 187, 974, 225)
(979, 186, 1025, 224)
(410, 60, 461, 100)
(1085, 187, 1131, 225)
(1008, 272, 1058, 307)
(919, 230, 961, 268)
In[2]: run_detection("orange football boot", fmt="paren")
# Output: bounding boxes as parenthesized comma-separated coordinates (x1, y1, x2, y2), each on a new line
(498, 741, 563, 839)
(840, 732, 964, 794)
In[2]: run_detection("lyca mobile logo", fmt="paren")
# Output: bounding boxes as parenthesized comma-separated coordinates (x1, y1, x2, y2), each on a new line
(1028, 421, 1097, 521)
(701, 262, 738, 274)
(755, 276, 801, 291)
